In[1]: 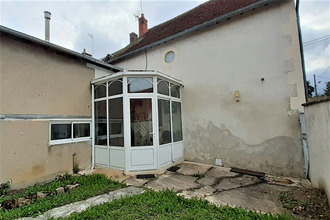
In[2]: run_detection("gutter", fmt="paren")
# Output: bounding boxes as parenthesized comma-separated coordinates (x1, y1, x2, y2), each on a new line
(0, 25, 123, 72)
(295, 0, 309, 102)
(109, 0, 278, 64)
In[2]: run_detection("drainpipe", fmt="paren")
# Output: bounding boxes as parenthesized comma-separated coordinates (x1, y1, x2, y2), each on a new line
(296, 0, 308, 102)
(91, 84, 95, 170)
(296, 0, 309, 179)
(299, 112, 309, 178)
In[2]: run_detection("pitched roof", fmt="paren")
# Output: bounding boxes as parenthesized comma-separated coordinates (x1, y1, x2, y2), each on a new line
(0, 25, 123, 72)
(109, 0, 275, 63)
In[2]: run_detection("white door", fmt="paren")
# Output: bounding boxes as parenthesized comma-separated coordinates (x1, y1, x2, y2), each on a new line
(128, 98, 157, 170)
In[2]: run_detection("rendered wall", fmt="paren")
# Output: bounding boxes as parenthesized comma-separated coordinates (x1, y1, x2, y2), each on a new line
(113, 0, 306, 177)
(0, 120, 91, 189)
(304, 99, 330, 206)
(0, 35, 94, 188)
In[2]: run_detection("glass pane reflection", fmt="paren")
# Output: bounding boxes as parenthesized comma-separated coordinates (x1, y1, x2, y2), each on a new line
(95, 101, 107, 145)
(109, 79, 122, 96)
(109, 98, 124, 147)
(158, 99, 171, 145)
(94, 84, 106, 99)
(130, 99, 153, 146)
(157, 79, 169, 96)
(172, 101, 183, 142)
(128, 77, 153, 93)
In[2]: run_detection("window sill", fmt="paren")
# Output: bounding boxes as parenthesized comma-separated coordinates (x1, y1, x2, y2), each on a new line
(49, 138, 91, 146)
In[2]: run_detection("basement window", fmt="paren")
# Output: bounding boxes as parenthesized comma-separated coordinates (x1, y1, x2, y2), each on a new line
(50, 121, 91, 145)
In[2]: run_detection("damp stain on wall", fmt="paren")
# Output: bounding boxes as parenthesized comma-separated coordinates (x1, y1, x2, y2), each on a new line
(185, 120, 305, 178)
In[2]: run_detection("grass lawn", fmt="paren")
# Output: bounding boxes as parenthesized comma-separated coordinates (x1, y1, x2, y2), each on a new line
(60, 190, 295, 220)
(0, 174, 125, 219)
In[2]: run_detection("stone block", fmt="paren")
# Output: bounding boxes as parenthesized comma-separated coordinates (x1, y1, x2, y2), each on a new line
(56, 187, 65, 194)
(176, 162, 212, 176)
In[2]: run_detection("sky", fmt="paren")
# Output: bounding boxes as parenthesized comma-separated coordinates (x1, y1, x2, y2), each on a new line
(1, 0, 329, 95)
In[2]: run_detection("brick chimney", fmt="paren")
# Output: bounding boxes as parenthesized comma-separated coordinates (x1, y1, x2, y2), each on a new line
(138, 14, 148, 37)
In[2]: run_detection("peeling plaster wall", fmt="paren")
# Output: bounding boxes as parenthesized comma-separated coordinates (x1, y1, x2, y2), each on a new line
(304, 99, 330, 206)
(113, 0, 306, 177)
(0, 35, 94, 188)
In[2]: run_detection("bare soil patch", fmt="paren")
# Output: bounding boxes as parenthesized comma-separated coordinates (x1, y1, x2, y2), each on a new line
(280, 187, 329, 219)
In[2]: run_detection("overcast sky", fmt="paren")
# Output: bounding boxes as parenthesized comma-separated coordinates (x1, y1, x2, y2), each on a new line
(1, 0, 329, 95)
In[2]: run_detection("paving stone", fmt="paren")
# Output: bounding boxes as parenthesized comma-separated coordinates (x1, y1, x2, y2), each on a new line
(145, 174, 199, 192)
(194, 186, 216, 197)
(179, 186, 216, 199)
(37, 192, 48, 200)
(176, 162, 212, 176)
(55, 187, 65, 194)
(214, 175, 261, 191)
(206, 183, 293, 214)
(125, 177, 149, 187)
(197, 176, 218, 186)
(21, 186, 145, 220)
(205, 166, 240, 179)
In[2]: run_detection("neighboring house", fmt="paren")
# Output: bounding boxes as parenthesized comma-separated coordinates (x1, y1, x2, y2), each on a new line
(0, 26, 121, 188)
(107, 0, 307, 177)
(1, 0, 307, 188)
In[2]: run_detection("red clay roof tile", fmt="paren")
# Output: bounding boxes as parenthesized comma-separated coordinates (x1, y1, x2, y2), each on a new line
(110, 0, 264, 61)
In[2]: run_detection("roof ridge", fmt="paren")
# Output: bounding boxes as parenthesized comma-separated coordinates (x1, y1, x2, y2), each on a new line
(109, 0, 273, 63)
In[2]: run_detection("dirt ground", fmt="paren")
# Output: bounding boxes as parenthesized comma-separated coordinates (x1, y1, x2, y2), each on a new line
(279, 187, 329, 219)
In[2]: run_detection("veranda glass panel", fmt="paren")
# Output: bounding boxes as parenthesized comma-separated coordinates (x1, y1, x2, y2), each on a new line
(158, 99, 171, 145)
(109, 79, 122, 96)
(157, 79, 169, 96)
(128, 77, 153, 93)
(172, 101, 183, 142)
(51, 124, 71, 140)
(73, 123, 90, 138)
(109, 98, 124, 147)
(130, 99, 153, 146)
(170, 84, 180, 98)
(94, 83, 106, 99)
(95, 101, 107, 145)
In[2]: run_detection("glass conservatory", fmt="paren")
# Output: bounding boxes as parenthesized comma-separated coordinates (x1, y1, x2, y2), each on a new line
(91, 71, 183, 172)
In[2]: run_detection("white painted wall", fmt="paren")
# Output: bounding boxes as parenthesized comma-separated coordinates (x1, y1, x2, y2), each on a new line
(304, 99, 330, 206)
(112, 0, 306, 177)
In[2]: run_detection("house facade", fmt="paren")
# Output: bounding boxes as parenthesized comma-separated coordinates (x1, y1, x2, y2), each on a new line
(107, 0, 306, 177)
(0, 26, 121, 188)
(1, 0, 307, 188)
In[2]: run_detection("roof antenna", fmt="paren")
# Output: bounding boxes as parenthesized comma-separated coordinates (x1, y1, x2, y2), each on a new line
(88, 33, 94, 57)
(140, 0, 143, 14)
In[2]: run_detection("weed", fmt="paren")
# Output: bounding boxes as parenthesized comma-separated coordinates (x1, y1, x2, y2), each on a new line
(191, 173, 205, 179)
(0, 183, 10, 196)
(72, 163, 79, 174)
(0, 174, 126, 219)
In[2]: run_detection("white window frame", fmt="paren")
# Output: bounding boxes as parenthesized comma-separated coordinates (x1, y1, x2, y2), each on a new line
(49, 120, 91, 145)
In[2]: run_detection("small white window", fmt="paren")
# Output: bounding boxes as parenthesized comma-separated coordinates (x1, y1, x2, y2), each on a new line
(165, 51, 175, 63)
(50, 121, 91, 145)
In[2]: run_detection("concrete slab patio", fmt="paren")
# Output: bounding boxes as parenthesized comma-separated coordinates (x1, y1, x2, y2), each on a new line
(124, 161, 311, 214)
(21, 161, 312, 219)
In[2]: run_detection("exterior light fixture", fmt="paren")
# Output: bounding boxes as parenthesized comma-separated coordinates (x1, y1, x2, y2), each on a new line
(235, 90, 240, 102)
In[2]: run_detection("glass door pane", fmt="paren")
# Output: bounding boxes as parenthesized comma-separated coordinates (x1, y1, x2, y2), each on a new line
(95, 101, 107, 145)
(130, 99, 153, 146)
(158, 99, 171, 145)
(109, 98, 124, 147)
(172, 101, 183, 142)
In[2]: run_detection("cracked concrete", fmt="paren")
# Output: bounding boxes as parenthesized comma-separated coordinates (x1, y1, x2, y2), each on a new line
(125, 161, 311, 214)
(21, 161, 311, 219)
